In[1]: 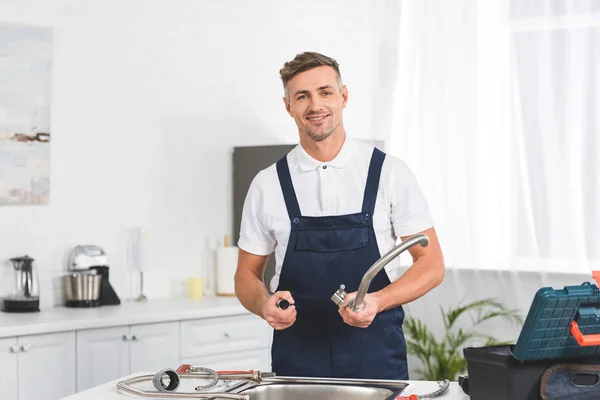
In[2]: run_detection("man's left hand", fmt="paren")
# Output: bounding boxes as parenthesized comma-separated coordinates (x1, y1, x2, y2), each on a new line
(338, 292, 380, 328)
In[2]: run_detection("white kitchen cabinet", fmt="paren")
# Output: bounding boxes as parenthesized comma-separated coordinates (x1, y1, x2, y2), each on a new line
(0, 332, 76, 400)
(180, 314, 272, 372)
(0, 337, 18, 400)
(76, 326, 129, 392)
(129, 321, 179, 373)
(76, 321, 179, 392)
(181, 314, 271, 357)
(17, 332, 76, 400)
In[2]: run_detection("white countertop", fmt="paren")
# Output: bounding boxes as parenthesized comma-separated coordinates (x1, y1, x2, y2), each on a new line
(60, 371, 470, 400)
(0, 296, 249, 338)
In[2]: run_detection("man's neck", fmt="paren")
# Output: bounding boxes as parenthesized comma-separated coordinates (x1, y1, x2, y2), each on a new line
(300, 129, 347, 162)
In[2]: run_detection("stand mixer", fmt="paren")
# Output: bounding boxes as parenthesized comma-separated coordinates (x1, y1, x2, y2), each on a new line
(1, 255, 40, 313)
(64, 245, 121, 307)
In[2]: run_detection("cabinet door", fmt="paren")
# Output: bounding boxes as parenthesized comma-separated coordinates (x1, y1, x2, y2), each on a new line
(181, 348, 271, 373)
(129, 321, 179, 373)
(17, 331, 76, 400)
(0, 337, 18, 400)
(76, 326, 129, 392)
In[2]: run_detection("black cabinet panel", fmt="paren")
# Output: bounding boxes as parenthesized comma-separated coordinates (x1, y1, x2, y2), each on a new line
(233, 144, 295, 286)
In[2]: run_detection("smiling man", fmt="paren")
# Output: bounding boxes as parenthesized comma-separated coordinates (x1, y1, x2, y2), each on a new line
(234, 51, 445, 380)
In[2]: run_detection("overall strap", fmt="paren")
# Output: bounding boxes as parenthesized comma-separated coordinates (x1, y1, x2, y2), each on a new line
(361, 148, 386, 215)
(276, 155, 302, 220)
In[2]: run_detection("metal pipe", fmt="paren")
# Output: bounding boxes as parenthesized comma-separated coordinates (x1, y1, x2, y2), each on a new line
(333, 233, 429, 312)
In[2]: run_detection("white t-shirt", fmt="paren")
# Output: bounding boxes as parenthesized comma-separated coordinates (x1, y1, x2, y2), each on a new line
(238, 137, 434, 293)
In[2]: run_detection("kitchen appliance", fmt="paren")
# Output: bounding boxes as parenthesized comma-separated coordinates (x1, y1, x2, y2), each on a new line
(129, 227, 148, 302)
(64, 245, 120, 307)
(1, 255, 40, 313)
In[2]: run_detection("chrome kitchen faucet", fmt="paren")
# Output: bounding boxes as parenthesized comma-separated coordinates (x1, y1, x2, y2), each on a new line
(331, 233, 429, 312)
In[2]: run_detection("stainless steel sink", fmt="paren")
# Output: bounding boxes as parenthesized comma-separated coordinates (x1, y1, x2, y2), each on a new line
(238, 382, 404, 400)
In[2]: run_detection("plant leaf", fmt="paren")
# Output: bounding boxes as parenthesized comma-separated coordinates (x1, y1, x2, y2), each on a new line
(442, 298, 504, 328)
(473, 309, 524, 327)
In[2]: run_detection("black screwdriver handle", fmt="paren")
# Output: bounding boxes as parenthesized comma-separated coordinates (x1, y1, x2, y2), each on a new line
(276, 298, 294, 310)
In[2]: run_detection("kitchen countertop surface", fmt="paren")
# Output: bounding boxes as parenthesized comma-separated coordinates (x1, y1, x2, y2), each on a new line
(0, 296, 249, 338)
(60, 371, 470, 400)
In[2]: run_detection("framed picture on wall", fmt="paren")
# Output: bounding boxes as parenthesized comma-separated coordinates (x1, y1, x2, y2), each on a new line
(0, 22, 53, 206)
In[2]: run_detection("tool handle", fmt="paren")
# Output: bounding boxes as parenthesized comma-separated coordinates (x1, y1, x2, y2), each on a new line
(593, 271, 600, 286)
(570, 321, 600, 346)
(176, 364, 192, 373)
(276, 298, 294, 310)
(567, 272, 600, 347)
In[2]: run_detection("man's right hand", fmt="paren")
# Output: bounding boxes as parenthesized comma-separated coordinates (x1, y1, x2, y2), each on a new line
(261, 291, 297, 330)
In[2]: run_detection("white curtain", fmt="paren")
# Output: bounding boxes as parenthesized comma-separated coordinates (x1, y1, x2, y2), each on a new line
(510, 0, 600, 272)
(388, 0, 600, 274)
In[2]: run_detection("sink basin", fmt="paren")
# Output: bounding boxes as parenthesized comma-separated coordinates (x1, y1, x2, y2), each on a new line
(238, 383, 404, 400)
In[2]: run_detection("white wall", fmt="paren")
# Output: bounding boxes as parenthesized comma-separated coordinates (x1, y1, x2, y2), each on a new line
(0, 0, 399, 307)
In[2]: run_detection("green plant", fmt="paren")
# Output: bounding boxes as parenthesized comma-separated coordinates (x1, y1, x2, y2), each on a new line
(404, 298, 524, 381)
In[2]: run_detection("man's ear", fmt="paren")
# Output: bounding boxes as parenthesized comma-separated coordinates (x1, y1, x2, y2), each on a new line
(283, 96, 293, 117)
(341, 85, 349, 109)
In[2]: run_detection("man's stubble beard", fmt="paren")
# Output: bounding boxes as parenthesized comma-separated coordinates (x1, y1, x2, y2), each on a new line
(305, 120, 341, 142)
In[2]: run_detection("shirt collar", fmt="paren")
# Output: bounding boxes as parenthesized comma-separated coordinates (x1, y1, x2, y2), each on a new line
(294, 137, 355, 172)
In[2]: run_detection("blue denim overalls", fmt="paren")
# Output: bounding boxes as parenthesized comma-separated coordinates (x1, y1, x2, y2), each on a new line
(271, 147, 409, 380)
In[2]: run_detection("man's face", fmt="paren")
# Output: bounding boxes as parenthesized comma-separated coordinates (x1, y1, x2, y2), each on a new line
(284, 66, 348, 142)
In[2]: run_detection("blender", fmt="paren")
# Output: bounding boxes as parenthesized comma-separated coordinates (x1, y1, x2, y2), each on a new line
(1, 255, 40, 313)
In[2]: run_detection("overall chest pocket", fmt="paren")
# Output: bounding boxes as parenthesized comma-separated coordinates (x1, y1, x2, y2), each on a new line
(295, 225, 369, 252)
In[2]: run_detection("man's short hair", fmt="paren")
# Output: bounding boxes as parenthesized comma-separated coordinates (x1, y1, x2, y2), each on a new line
(279, 52, 343, 98)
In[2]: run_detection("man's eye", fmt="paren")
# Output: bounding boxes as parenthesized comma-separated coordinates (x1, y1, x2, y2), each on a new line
(297, 95, 307, 100)
(323, 92, 332, 96)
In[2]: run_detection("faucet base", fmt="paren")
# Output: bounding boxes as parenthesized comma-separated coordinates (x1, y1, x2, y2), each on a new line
(331, 285, 366, 312)
(348, 299, 365, 312)
(331, 285, 347, 306)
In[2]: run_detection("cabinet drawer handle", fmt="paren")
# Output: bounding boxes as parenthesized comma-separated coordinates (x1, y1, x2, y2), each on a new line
(131, 334, 139, 341)
(9, 344, 19, 353)
(224, 332, 230, 339)
(122, 334, 132, 341)
(20, 344, 30, 352)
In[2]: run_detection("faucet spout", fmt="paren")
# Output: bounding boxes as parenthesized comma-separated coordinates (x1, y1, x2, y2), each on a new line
(331, 233, 429, 312)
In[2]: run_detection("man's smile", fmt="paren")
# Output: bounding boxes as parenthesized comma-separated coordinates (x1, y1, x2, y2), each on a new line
(306, 114, 331, 124)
